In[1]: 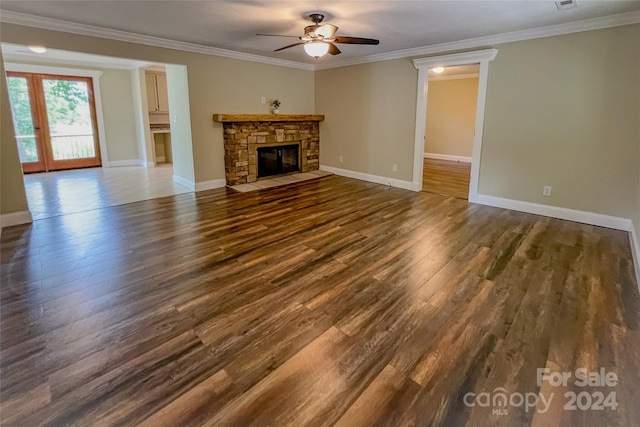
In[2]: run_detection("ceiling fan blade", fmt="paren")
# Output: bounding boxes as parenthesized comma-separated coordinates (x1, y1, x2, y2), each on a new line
(334, 36, 380, 45)
(327, 42, 341, 55)
(274, 42, 305, 52)
(256, 33, 301, 38)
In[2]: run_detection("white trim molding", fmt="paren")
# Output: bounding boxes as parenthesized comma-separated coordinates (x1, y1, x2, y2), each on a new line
(475, 194, 631, 231)
(2, 10, 637, 72)
(0, 11, 314, 71)
(630, 222, 640, 294)
(423, 153, 472, 163)
(412, 49, 498, 199)
(1, 210, 33, 228)
(428, 73, 479, 82)
(320, 165, 419, 192)
(314, 10, 640, 70)
(108, 159, 143, 167)
(195, 179, 226, 192)
(173, 175, 195, 191)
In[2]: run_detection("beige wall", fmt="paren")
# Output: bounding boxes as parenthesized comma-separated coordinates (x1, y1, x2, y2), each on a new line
(1, 22, 639, 226)
(424, 77, 478, 158)
(0, 51, 29, 215)
(0, 22, 315, 200)
(165, 64, 195, 183)
(481, 24, 640, 218)
(316, 24, 639, 221)
(98, 68, 139, 161)
(315, 59, 417, 182)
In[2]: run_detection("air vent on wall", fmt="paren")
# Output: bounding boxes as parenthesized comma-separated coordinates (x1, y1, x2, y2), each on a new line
(556, 0, 577, 10)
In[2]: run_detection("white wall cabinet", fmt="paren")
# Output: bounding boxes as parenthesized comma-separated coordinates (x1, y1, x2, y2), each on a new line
(145, 71, 169, 112)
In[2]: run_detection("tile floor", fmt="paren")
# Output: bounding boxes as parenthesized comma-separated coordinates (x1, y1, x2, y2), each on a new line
(230, 170, 334, 193)
(24, 165, 192, 220)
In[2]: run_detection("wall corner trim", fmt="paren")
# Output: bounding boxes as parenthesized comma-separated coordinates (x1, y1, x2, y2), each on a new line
(1, 210, 33, 228)
(195, 179, 226, 192)
(320, 165, 420, 192)
(475, 194, 632, 231)
(630, 222, 640, 295)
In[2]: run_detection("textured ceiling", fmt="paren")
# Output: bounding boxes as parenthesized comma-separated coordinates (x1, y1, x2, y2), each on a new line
(1, 1, 639, 64)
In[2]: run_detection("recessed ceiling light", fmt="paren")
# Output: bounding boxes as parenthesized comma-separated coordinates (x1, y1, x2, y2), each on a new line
(28, 45, 47, 54)
(431, 66, 445, 74)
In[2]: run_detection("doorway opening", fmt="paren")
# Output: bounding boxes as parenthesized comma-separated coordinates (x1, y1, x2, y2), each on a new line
(7, 71, 102, 173)
(422, 64, 479, 200)
(2, 44, 196, 220)
(411, 49, 498, 202)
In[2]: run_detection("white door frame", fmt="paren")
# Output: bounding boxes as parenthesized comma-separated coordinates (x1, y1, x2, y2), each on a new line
(411, 49, 498, 202)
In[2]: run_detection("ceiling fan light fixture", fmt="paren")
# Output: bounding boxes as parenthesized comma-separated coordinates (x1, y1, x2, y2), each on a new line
(304, 41, 330, 58)
(431, 66, 445, 74)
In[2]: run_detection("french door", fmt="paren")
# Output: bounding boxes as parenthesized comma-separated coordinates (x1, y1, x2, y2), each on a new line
(6, 72, 101, 173)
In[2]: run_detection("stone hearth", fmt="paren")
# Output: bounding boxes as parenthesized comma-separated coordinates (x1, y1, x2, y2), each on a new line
(213, 114, 324, 186)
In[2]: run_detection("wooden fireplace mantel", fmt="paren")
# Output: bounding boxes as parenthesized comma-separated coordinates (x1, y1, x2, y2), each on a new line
(213, 114, 324, 123)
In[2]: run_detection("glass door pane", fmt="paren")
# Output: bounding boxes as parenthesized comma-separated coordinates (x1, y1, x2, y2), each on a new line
(7, 76, 39, 163)
(42, 78, 96, 161)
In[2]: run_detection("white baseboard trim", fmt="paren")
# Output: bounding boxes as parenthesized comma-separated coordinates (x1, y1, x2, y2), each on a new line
(143, 161, 155, 168)
(630, 222, 640, 293)
(155, 156, 166, 163)
(108, 159, 143, 167)
(475, 194, 631, 231)
(320, 165, 420, 192)
(1, 210, 33, 229)
(195, 179, 226, 192)
(173, 175, 195, 191)
(423, 153, 472, 163)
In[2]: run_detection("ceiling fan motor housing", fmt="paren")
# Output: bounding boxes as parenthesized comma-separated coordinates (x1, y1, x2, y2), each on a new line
(309, 13, 325, 24)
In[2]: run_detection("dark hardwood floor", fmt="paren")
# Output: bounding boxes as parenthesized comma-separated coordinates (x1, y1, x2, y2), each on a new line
(1, 175, 639, 426)
(423, 158, 471, 200)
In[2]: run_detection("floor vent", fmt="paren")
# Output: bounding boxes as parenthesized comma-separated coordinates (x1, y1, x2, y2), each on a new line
(556, 0, 577, 10)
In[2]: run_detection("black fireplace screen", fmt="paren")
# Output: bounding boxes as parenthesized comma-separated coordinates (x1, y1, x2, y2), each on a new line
(257, 144, 299, 178)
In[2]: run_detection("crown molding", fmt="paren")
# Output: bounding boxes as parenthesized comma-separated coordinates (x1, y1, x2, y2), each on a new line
(2, 9, 638, 72)
(413, 49, 499, 69)
(0, 10, 315, 71)
(314, 10, 640, 70)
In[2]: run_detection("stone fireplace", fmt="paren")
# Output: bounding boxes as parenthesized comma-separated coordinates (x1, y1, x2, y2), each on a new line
(213, 114, 324, 186)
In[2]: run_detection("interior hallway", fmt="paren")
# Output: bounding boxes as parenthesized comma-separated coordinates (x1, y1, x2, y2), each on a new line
(24, 165, 192, 220)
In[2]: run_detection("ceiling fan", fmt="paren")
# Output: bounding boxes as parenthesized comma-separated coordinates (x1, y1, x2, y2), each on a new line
(257, 13, 380, 58)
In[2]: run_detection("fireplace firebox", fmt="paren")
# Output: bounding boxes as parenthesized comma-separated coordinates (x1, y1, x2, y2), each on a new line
(257, 144, 299, 178)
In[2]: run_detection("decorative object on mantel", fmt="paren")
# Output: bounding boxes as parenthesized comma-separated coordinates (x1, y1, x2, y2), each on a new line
(271, 99, 281, 114)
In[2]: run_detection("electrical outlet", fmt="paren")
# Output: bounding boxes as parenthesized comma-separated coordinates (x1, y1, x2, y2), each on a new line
(392, 164, 398, 173)
(172, 115, 178, 124)
(543, 186, 552, 197)
(261, 97, 266, 104)
(339, 156, 343, 164)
